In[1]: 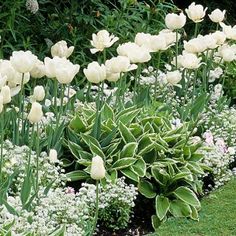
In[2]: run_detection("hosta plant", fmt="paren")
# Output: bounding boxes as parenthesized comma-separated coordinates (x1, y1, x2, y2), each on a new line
(65, 102, 208, 230)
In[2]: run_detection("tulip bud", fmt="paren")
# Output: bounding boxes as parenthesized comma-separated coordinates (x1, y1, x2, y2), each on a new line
(27, 102, 43, 123)
(209, 9, 226, 23)
(84, 62, 106, 84)
(165, 13, 186, 30)
(90, 155, 106, 180)
(51, 40, 74, 58)
(33, 85, 45, 101)
(49, 149, 58, 163)
(10, 50, 38, 73)
(166, 70, 182, 85)
(1, 86, 11, 104)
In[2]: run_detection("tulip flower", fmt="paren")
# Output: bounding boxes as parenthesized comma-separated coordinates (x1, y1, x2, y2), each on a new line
(90, 30, 119, 54)
(30, 60, 45, 79)
(51, 40, 74, 58)
(179, 52, 202, 69)
(185, 2, 207, 23)
(49, 149, 58, 163)
(27, 102, 43, 123)
(209, 9, 226, 23)
(166, 70, 182, 86)
(220, 23, 236, 40)
(117, 42, 151, 63)
(33, 86, 45, 101)
(10, 50, 38, 73)
(165, 12, 186, 30)
(90, 155, 105, 180)
(84, 61, 106, 84)
(1, 86, 11, 104)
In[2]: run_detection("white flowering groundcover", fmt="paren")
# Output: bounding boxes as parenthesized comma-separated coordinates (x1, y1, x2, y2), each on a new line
(0, 2, 236, 235)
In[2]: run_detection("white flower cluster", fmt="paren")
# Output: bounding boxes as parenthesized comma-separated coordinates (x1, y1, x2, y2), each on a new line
(1, 140, 66, 194)
(200, 131, 234, 189)
(0, 178, 138, 235)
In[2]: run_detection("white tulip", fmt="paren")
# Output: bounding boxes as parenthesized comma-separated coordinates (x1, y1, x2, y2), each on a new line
(55, 61, 80, 84)
(106, 72, 120, 82)
(166, 70, 182, 85)
(209, 9, 226, 23)
(33, 86, 45, 101)
(90, 30, 119, 54)
(219, 47, 236, 62)
(202, 34, 218, 49)
(51, 40, 74, 58)
(159, 29, 181, 46)
(185, 2, 207, 23)
(220, 23, 236, 40)
(10, 50, 38, 73)
(0, 94, 3, 113)
(27, 102, 43, 123)
(165, 12, 186, 30)
(184, 37, 206, 54)
(179, 52, 201, 69)
(30, 60, 45, 79)
(90, 155, 106, 180)
(117, 42, 151, 63)
(105, 56, 137, 74)
(0, 74, 7, 89)
(1, 86, 11, 104)
(49, 149, 58, 163)
(83, 61, 106, 84)
(0, 60, 19, 84)
(44, 57, 61, 78)
(212, 31, 226, 45)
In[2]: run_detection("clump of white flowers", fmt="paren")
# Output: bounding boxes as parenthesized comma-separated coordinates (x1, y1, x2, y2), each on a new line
(200, 131, 234, 189)
(0, 178, 137, 234)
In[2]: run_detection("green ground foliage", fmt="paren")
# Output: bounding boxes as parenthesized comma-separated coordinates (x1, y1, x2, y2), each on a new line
(148, 178, 236, 236)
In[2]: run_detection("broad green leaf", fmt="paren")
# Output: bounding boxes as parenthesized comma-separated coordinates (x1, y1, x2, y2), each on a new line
(112, 158, 136, 170)
(120, 168, 139, 182)
(117, 107, 140, 125)
(151, 215, 162, 231)
(169, 199, 192, 217)
(120, 142, 138, 158)
(66, 170, 89, 181)
(90, 110, 101, 139)
(101, 103, 114, 121)
(119, 122, 136, 143)
(21, 171, 32, 206)
(67, 141, 82, 160)
(155, 195, 170, 220)
(174, 186, 200, 207)
(89, 141, 105, 158)
(138, 179, 156, 198)
(131, 158, 146, 177)
(69, 115, 87, 133)
(190, 205, 199, 221)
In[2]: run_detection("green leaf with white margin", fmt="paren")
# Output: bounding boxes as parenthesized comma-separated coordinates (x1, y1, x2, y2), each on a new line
(190, 205, 199, 221)
(101, 103, 114, 121)
(138, 179, 156, 199)
(174, 186, 200, 207)
(118, 122, 136, 143)
(89, 141, 105, 158)
(66, 170, 89, 181)
(120, 168, 139, 182)
(151, 215, 162, 231)
(117, 107, 140, 125)
(120, 142, 138, 158)
(155, 195, 170, 220)
(67, 141, 82, 160)
(69, 115, 87, 132)
(169, 199, 192, 217)
(131, 157, 146, 177)
(112, 158, 136, 170)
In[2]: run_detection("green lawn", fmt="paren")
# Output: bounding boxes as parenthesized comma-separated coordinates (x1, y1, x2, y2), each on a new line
(148, 178, 236, 236)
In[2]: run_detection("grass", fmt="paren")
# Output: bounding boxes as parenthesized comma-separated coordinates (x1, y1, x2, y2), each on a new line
(148, 178, 236, 236)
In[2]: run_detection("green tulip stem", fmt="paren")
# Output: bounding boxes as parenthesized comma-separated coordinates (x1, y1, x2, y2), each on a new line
(0, 108, 5, 182)
(91, 180, 99, 236)
(175, 30, 179, 70)
(35, 122, 40, 199)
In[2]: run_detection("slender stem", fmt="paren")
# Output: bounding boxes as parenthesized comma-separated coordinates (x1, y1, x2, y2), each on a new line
(194, 23, 198, 38)
(154, 52, 161, 100)
(91, 181, 99, 236)
(53, 79, 58, 113)
(27, 124, 35, 175)
(35, 123, 40, 199)
(134, 64, 142, 103)
(175, 30, 179, 70)
(0, 108, 5, 182)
